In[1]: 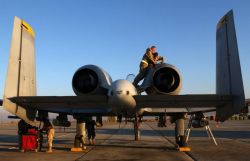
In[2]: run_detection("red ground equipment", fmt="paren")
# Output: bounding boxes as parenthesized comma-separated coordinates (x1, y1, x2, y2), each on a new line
(21, 128, 38, 152)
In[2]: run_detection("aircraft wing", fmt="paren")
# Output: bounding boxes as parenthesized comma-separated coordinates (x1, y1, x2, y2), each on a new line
(9, 96, 112, 114)
(134, 95, 231, 116)
(134, 94, 232, 108)
(10, 94, 231, 113)
(142, 107, 216, 115)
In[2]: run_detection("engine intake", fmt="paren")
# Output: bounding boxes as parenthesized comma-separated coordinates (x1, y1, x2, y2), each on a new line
(72, 65, 112, 95)
(72, 68, 98, 94)
(153, 67, 180, 93)
(146, 64, 182, 95)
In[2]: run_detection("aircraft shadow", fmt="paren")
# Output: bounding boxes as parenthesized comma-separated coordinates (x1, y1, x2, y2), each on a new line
(97, 128, 250, 139)
(0, 135, 18, 143)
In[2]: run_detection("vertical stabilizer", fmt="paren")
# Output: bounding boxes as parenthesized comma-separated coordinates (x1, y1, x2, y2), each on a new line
(3, 17, 36, 125)
(216, 10, 245, 121)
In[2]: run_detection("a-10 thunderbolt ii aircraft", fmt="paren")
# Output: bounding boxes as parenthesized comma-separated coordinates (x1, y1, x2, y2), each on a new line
(1, 10, 245, 149)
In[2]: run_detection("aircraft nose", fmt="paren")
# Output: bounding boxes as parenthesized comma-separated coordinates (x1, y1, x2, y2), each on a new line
(115, 90, 123, 95)
(108, 79, 137, 97)
(110, 90, 130, 96)
(109, 90, 122, 96)
(108, 80, 137, 110)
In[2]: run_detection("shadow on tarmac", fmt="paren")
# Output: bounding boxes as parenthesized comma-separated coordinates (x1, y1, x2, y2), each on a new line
(98, 128, 250, 139)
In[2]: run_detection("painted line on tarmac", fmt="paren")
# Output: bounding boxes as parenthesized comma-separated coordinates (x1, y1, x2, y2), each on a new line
(145, 122, 198, 161)
(8, 147, 18, 150)
(75, 124, 126, 161)
(55, 133, 73, 138)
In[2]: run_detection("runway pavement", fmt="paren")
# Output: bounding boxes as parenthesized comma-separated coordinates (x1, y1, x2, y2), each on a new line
(0, 120, 249, 161)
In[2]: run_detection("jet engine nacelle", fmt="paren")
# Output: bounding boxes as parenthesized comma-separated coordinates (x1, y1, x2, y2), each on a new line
(144, 63, 182, 95)
(72, 65, 112, 95)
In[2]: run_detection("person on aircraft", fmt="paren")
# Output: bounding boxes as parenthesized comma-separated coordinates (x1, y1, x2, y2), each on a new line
(133, 46, 164, 88)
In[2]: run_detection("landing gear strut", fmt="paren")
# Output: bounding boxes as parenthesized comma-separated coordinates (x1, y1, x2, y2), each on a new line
(175, 116, 187, 147)
(173, 113, 190, 151)
(71, 117, 87, 152)
(134, 116, 141, 141)
(117, 114, 122, 128)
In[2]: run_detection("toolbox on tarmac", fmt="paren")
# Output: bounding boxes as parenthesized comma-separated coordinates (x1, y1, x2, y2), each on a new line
(27, 128, 38, 135)
(21, 128, 39, 152)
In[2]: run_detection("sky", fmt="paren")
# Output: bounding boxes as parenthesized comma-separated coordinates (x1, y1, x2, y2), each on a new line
(0, 0, 249, 99)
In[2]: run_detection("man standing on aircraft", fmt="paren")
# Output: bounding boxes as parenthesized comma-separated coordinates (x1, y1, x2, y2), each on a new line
(133, 46, 164, 88)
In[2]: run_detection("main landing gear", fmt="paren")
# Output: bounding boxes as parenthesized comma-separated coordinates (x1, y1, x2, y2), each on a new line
(134, 116, 141, 141)
(71, 115, 88, 152)
(173, 113, 190, 151)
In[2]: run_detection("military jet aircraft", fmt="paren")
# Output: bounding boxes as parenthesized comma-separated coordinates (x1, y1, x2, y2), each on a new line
(1, 10, 245, 148)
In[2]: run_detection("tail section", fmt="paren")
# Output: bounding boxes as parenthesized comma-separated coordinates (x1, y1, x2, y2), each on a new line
(3, 16, 37, 125)
(216, 10, 245, 121)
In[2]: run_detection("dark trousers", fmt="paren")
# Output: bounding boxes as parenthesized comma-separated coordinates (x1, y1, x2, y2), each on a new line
(18, 134, 22, 150)
(87, 129, 96, 140)
(133, 68, 148, 86)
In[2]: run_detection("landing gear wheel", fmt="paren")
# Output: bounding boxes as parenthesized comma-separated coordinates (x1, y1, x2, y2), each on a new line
(176, 135, 187, 147)
(174, 114, 188, 148)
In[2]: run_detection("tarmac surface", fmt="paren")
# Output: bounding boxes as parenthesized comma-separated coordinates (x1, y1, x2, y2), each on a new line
(0, 120, 249, 161)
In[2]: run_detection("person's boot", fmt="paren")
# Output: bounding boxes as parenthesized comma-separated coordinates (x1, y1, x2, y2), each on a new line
(88, 139, 92, 145)
(80, 142, 87, 150)
(46, 146, 53, 153)
(82, 145, 87, 150)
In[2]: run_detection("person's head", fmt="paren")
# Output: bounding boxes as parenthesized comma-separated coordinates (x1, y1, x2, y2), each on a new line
(150, 46, 157, 53)
(153, 52, 159, 58)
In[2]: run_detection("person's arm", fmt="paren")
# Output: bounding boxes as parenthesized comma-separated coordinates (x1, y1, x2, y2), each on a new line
(158, 56, 164, 63)
(145, 51, 156, 64)
(155, 54, 165, 63)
